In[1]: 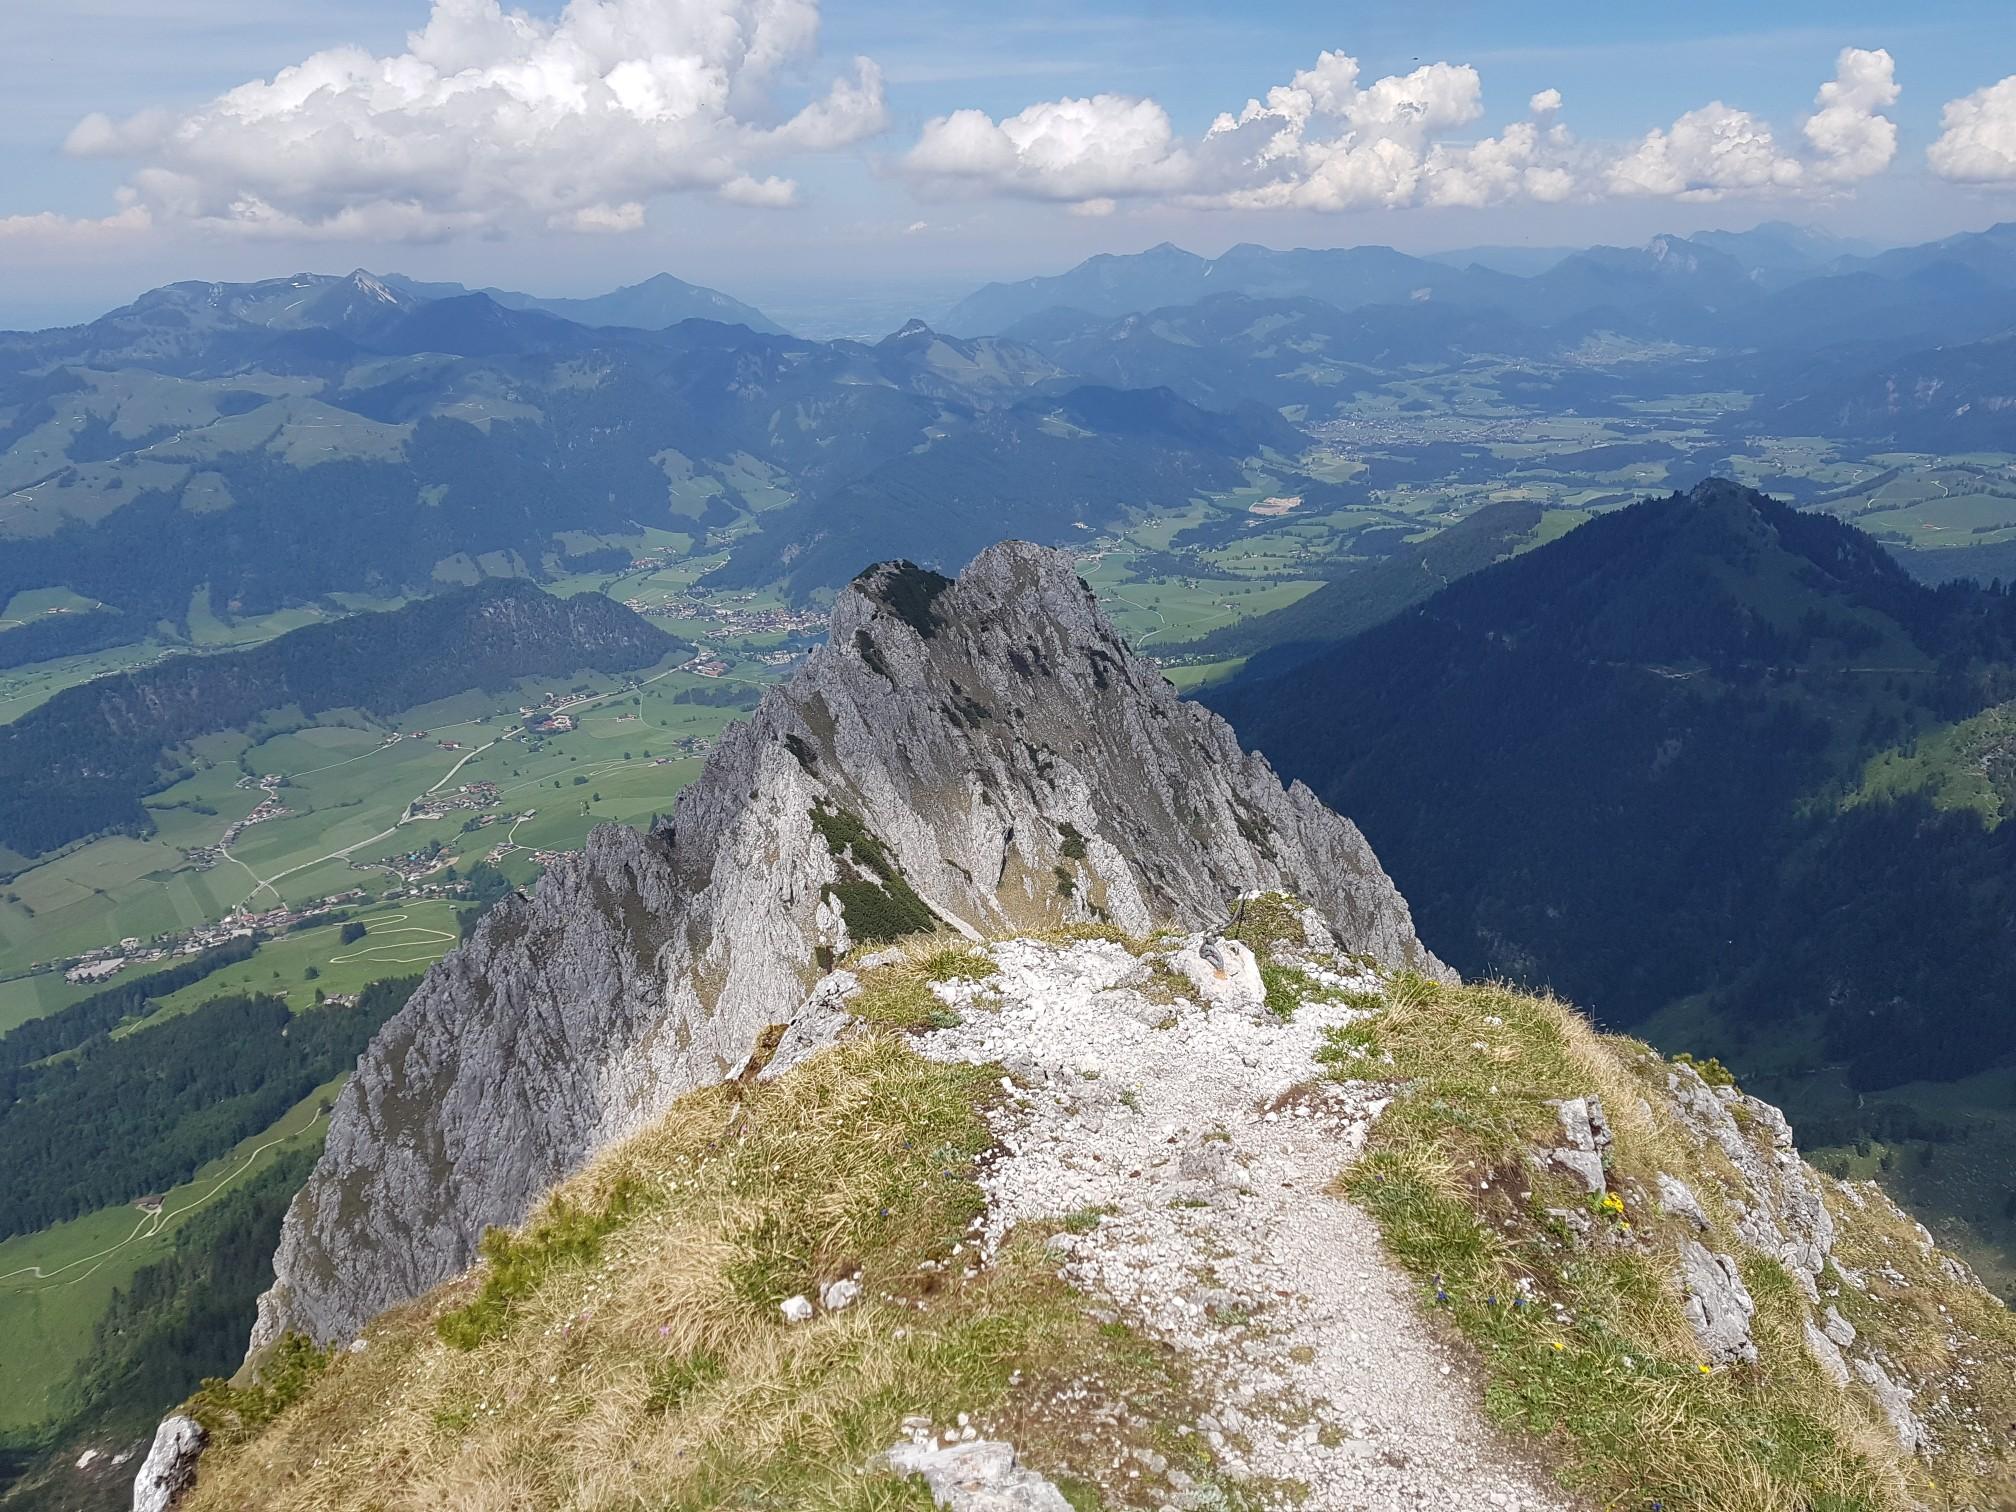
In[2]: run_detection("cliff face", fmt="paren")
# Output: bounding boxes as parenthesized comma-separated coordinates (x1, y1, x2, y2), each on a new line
(253, 542, 1443, 1349)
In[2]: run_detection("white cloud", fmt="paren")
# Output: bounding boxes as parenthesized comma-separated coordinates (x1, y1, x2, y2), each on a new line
(718, 174, 797, 208)
(42, 0, 885, 240)
(904, 45, 1903, 214)
(1606, 102, 1804, 200)
(1803, 48, 1899, 182)
(1609, 48, 1896, 201)
(1928, 74, 2016, 184)
(0, 205, 153, 242)
(906, 95, 1191, 202)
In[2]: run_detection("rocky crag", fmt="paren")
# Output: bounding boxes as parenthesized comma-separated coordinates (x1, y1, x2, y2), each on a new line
(253, 542, 1444, 1351)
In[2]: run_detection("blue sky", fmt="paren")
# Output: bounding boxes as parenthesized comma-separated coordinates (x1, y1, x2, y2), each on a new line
(2, 0, 2013, 330)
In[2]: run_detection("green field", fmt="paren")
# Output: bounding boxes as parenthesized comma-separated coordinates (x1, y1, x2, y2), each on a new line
(0, 633, 787, 1022)
(127, 899, 463, 1027)
(0, 1079, 340, 1436)
(0, 971, 95, 1038)
(0, 640, 177, 727)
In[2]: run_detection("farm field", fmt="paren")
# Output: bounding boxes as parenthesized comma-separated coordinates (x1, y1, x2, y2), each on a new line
(0, 972, 94, 1038)
(0, 639, 790, 1023)
(0, 1078, 341, 1437)
(132, 899, 464, 1026)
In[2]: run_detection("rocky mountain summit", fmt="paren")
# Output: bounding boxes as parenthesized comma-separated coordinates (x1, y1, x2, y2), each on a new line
(132, 542, 2016, 1509)
(252, 542, 1444, 1353)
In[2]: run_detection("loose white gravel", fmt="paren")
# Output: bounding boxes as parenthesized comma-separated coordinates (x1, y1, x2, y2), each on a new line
(912, 935, 1573, 1511)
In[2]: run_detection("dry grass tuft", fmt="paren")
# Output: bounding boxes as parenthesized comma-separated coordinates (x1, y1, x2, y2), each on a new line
(181, 1020, 1242, 1512)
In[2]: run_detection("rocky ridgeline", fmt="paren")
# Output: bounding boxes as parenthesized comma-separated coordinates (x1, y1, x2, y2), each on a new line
(159, 897, 2015, 1510)
(252, 543, 1446, 1353)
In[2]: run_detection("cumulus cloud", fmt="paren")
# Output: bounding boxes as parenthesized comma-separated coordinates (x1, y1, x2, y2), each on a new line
(1609, 48, 1895, 200)
(904, 45, 1902, 213)
(46, 0, 884, 239)
(0, 205, 153, 242)
(906, 95, 1191, 202)
(1804, 48, 1900, 182)
(1606, 103, 1804, 200)
(1928, 74, 2016, 183)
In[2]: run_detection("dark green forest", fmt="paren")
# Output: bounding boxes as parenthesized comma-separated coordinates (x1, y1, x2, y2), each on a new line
(1212, 480, 2016, 1090)
(0, 939, 259, 1080)
(0, 1148, 319, 1511)
(711, 387, 1296, 598)
(0, 978, 412, 1238)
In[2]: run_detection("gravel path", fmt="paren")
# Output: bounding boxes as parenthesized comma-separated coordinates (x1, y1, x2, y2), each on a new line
(914, 936, 1573, 1511)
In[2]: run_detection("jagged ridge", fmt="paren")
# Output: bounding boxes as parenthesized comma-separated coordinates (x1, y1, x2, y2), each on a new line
(252, 542, 1443, 1350)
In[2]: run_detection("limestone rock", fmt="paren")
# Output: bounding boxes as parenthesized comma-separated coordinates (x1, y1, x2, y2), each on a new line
(131, 1415, 203, 1512)
(1804, 1320, 1852, 1387)
(1664, 1063, 1835, 1301)
(1173, 935, 1265, 1014)
(1679, 1241, 1758, 1366)
(253, 543, 1446, 1351)
(1554, 1096, 1610, 1154)
(1852, 1356, 1929, 1455)
(1655, 1173, 1710, 1232)
(884, 1438, 1073, 1511)
(1547, 1095, 1612, 1195)
(1549, 1147, 1607, 1196)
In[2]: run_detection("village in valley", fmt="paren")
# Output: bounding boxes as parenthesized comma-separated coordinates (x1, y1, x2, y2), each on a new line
(3, 565, 822, 1024)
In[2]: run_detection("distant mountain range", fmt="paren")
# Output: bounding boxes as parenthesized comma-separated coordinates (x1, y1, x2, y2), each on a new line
(1, 273, 1269, 651)
(941, 223, 2009, 337)
(382, 271, 786, 335)
(707, 379, 1302, 598)
(3, 222, 2015, 676)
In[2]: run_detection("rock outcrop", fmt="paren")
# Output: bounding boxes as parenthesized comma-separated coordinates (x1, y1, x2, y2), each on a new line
(131, 1415, 203, 1512)
(252, 542, 1444, 1350)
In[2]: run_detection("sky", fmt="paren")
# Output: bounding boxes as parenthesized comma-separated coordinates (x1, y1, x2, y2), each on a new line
(2, 0, 2014, 332)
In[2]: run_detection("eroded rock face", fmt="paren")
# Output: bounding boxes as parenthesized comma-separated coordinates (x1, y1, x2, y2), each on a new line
(1665, 1063, 1836, 1300)
(1679, 1241, 1759, 1367)
(131, 1415, 203, 1512)
(253, 542, 1445, 1350)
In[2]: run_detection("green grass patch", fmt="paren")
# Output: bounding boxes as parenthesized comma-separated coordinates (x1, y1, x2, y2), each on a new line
(1224, 891, 1307, 955)
(1671, 1050, 1736, 1089)
(812, 802, 938, 944)
(1258, 962, 1307, 1021)
(1328, 974, 1914, 1509)
(187, 1332, 333, 1451)
(436, 1179, 647, 1350)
